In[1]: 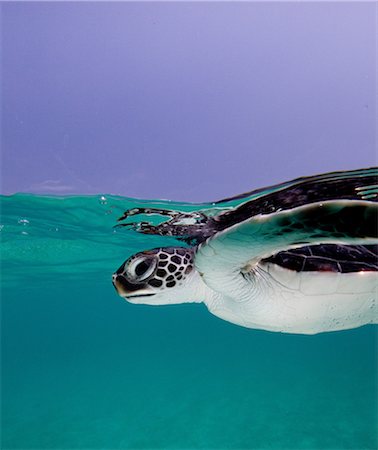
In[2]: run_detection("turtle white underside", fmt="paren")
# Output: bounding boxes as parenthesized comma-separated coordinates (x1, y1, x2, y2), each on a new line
(204, 262, 377, 334)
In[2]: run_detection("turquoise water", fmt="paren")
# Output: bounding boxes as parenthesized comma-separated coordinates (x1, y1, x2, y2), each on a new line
(1, 194, 377, 449)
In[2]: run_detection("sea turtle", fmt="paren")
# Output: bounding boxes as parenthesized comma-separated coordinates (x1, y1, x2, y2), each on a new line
(112, 168, 378, 334)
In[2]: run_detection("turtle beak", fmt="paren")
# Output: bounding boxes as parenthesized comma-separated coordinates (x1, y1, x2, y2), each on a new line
(112, 274, 129, 296)
(112, 274, 155, 299)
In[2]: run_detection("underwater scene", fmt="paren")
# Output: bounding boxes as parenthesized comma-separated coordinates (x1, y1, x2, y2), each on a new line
(1, 193, 377, 449)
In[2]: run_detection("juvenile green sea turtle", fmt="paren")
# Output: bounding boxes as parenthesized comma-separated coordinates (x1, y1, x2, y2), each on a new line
(112, 168, 378, 334)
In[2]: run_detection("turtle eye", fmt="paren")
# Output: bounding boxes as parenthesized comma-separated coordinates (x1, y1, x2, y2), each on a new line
(135, 260, 151, 277)
(127, 256, 157, 281)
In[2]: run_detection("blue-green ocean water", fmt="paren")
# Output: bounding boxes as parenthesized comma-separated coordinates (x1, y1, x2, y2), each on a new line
(1, 194, 377, 450)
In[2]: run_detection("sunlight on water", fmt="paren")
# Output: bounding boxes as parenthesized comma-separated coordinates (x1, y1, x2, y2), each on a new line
(1, 194, 377, 449)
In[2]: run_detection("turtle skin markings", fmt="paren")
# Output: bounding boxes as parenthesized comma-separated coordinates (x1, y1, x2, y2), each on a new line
(114, 247, 194, 292)
(147, 248, 194, 290)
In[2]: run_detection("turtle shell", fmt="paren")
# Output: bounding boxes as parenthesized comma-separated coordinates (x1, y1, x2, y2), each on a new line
(263, 244, 378, 273)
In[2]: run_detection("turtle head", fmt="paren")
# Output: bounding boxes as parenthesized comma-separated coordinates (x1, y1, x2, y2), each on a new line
(112, 247, 200, 305)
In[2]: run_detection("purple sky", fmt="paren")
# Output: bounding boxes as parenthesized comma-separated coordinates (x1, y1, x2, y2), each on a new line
(2, 2, 376, 202)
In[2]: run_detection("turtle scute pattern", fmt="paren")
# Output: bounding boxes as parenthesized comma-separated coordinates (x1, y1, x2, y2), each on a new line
(147, 247, 194, 289)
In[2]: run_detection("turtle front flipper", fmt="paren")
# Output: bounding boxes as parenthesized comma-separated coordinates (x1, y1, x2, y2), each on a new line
(195, 200, 378, 298)
(115, 208, 216, 244)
